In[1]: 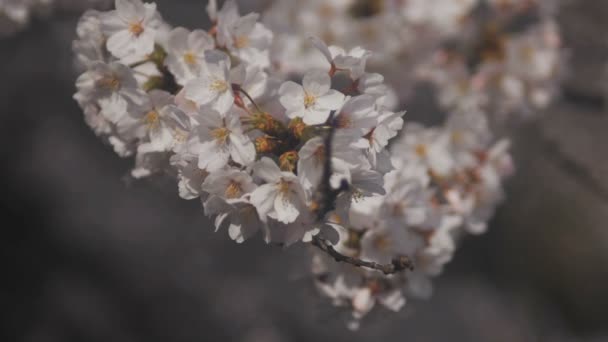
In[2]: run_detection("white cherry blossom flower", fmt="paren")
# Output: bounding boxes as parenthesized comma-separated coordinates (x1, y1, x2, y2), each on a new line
(278, 70, 345, 125)
(189, 107, 255, 172)
(310, 36, 372, 79)
(74, 61, 145, 123)
(201, 168, 257, 202)
(216, 0, 272, 68)
(73, 10, 106, 69)
(165, 27, 215, 86)
(101, 0, 162, 60)
(184, 50, 234, 115)
(381, 166, 438, 229)
(360, 223, 425, 265)
(117, 90, 190, 153)
(391, 123, 454, 176)
(364, 109, 404, 167)
(334, 95, 378, 141)
(250, 157, 308, 224)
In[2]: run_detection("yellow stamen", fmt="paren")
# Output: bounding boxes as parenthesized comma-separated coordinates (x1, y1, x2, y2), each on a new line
(452, 131, 463, 144)
(415, 144, 428, 157)
(183, 52, 197, 65)
(278, 179, 291, 195)
(373, 235, 391, 251)
(304, 92, 316, 108)
(129, 21, 144, 37)
(211, 127, 230, 144)
(143, 111, 160, 130)
(98, 75, 120, 91)
(225, 181, 243, 199)
(234, 35, 250, 49)
(210, 79, 229, 93)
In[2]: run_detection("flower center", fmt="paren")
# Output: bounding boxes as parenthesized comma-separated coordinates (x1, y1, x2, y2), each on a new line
(143, 111, 160, 130)
(183, 52, 197, 65)
(129, 21, 145, 37)
(415, 144, 428, 157)
(278, 179, 292, 196)
(211, 127, 230, 144)
(451, 131, 463, 144)
(304, 92, 316, 109)
(234, 35, 250, 49)
(210, 79, 229, 93)
(373, 235, 391, 251)
(225, 181, 243, 199)
(98, 74, 121, 91)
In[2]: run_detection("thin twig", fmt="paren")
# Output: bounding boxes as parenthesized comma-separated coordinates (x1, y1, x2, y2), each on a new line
(236, 86, 264, 113)
(311, 235, 414, 275)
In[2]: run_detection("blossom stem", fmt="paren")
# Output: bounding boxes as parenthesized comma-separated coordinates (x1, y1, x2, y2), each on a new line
(311, 236, 414, 275)
(235, 85, 264, 113)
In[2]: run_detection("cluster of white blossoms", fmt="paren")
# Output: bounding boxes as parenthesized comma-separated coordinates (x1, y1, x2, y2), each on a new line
(263, 0, 562, 121)
(0, 0, 111, 36)
(73, 0, 522, 328)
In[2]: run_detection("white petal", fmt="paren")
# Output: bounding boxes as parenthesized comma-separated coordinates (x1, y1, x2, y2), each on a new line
(184, 78, 214, 106)
(316, 89, 345, 110)
(167, 27, 189, 52)
(197, 141, 229, 172)
(228, 133, 256, 166)
(352, 288, 375, 317)
(278, 81, 305, 111)
(273, 192, 300, 224)
(302, 108, 331, 125)
(116, 0, 144, 22)
(250, 184, 277, 221)
(303, 70, 330, 97)
(106, 30, 135, 58)
(253, 157, 282, 183)
(214, 90, 235, 115)
(309, 36, 333, 64)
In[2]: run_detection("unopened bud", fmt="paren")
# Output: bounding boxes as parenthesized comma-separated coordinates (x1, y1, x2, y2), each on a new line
(288, 117, 307, 140)
(255, 135, 280, 154)
(279, 150, 298, 172)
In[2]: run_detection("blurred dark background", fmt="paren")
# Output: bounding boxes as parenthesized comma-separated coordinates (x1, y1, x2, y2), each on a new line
(2, 1, 608, 341)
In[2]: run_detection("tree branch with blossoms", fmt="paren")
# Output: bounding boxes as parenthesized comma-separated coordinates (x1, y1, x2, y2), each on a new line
(71, 0, 559, 329)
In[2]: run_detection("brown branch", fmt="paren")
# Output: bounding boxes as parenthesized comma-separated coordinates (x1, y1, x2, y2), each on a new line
(312, 112, 349, 222)
(309, 113, 413, 275)
(311, 235, 414, 275)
